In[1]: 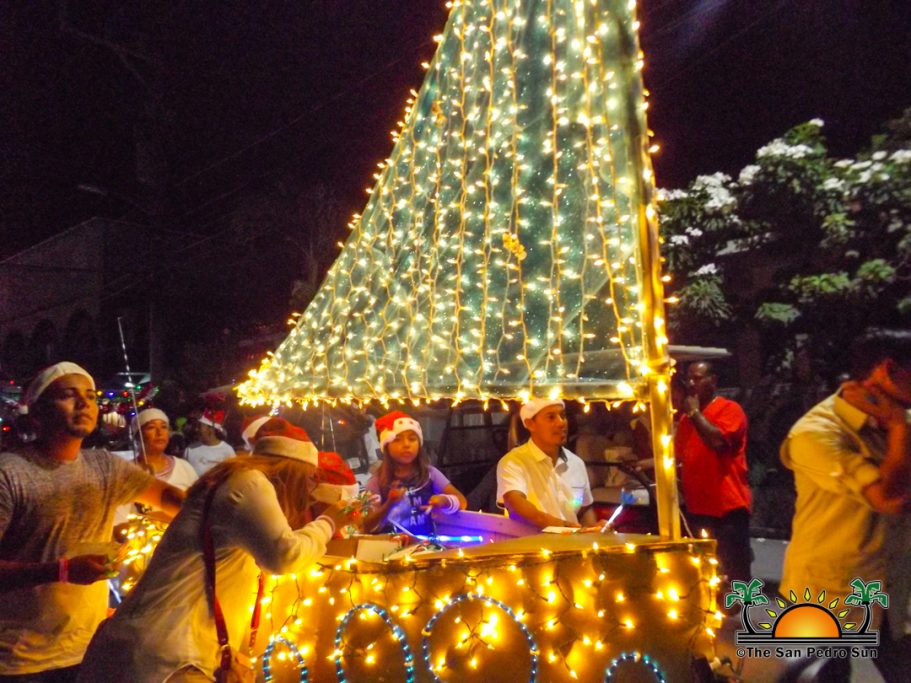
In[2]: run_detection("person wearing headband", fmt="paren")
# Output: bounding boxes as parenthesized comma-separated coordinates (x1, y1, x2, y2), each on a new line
(112, 409, 199, 530)
(496, 398, 595, 530)
(0, 363, 185, 682)
(130, 408, 198, 490)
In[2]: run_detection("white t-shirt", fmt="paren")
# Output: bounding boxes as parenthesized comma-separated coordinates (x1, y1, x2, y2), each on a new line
(113, 456, 199, 527)
(164, 457, 199, 490)
(496, 440, 593, 524)
(186, 441, 236, 476)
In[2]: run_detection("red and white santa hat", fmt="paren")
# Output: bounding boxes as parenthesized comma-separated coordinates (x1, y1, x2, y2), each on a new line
(374, 410, 423, 449)
(198, 408, 226, 434)
(252, 417, 318, 466)
(311, 451, 359, 502)
(240, 414, 272, 450)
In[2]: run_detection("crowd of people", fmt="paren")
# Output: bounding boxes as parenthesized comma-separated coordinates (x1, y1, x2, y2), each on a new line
(1, 326, 909, 681)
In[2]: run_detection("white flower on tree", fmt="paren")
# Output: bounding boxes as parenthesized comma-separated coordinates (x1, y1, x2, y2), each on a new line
(756, 139, 815, 159)
(738, 165, 760, 185)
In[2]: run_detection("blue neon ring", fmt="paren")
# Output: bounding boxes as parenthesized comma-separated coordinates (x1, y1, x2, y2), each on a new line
(420, 592, 539, 682)
(262, 635, 309, 683)
(603, 651, 666, 682)
(334, 602, 416, 683)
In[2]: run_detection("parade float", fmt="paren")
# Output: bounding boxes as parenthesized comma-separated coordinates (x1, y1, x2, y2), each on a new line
(126, 0, 720, 679)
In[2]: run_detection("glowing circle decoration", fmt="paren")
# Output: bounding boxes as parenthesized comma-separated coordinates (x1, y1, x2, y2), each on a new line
(335, 602, 416, 683)
(262, 635, 309, 683)
(604, 651, 666, 682)
(420, 592, 540, 682)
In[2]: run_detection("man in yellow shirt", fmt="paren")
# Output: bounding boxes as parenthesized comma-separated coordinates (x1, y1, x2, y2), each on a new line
(781, 329, 911, 675)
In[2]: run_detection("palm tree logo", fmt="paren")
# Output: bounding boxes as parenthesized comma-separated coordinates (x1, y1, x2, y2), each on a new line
(726, 577, 887, 646)
(724, 579, 768, 635)
(844, 578, 889, 635)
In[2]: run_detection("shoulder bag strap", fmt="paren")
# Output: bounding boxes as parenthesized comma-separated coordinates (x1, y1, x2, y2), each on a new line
(200, 484, 266, 680)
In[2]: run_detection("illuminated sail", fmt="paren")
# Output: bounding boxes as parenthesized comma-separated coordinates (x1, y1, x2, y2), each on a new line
(240, 0, 658, 405)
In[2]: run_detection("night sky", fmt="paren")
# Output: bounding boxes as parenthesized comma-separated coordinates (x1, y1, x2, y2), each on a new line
(2, 0, 910, 323)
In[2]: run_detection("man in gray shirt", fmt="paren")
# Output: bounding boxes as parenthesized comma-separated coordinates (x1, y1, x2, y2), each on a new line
(0, 362, 184, 682)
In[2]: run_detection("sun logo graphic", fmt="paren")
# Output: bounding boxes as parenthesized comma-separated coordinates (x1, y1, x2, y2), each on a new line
(724, 578, 888, 648)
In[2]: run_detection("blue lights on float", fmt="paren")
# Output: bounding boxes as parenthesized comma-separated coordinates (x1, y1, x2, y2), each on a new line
(603, 651, 666, 682)
(335, 602, 416, 683)
(420, 592, 540, 682)
(262, 635, 308, 683)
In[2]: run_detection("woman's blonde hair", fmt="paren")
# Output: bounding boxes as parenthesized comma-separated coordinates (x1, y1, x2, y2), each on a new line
(188, 455, 315, 528)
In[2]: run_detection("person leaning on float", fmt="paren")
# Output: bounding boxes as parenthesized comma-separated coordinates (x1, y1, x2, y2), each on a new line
(77, 419, 362, 683)
(496, 398, 596, 530)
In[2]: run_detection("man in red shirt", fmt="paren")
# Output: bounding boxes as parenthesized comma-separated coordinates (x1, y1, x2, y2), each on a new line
(674, 361, 752, 582)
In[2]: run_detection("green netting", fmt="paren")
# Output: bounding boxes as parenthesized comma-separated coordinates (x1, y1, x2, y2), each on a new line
(240, 0, 654, 405)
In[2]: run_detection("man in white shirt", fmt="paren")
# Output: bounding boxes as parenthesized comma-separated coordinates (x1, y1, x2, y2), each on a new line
(497, 398, 595, 529)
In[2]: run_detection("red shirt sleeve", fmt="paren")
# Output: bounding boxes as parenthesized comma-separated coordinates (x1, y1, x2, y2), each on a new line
(707, 399, 747, 453)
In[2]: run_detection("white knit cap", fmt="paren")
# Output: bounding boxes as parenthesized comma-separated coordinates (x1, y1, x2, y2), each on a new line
(519, 398, 565, 423)
(23, 362, 95, 411)
(131, 408, 170, 436)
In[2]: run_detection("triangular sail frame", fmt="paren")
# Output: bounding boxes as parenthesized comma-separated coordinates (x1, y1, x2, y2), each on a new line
(240, 0, 658, 406)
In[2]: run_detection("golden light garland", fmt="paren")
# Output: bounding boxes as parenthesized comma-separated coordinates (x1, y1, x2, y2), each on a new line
(238, 0, 661, 408)
(117, 516, 718, 682)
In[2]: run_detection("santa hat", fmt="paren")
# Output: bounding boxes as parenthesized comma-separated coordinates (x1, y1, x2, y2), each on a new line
(22, 362, 95, 411)
(252, 417, 318, 465)
(241, 415, 271, 450)
(375, 410, 423, 449)
(131, 408, 170, 436)
(520, 398, 565, 423)
(198, 408, 226, 434)
(311, 451, 359, 502)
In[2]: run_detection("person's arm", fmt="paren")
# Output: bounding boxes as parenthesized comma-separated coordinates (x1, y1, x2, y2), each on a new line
(363, 487, 404, 532)
(223, 470, 342, 574)
(425, 469, 468, 513)
(426, 483, 467, 512)
(842, 383, 911, 513)
(502, 490, 579, 529)
(133, 478, 185, 519)
(0, 555, 114, 592)
(0, 477, 116, 590)
(684, 397, 743, 453)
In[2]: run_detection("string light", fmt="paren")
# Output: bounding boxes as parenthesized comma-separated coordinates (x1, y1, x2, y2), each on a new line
(238, 0, 654, 407)
(603, 650, 667, 682)
(262, 636, 308, 683)
(335, 603, 416, 683)
(420, 592, 540, 682)
(113, 0, 707, 677)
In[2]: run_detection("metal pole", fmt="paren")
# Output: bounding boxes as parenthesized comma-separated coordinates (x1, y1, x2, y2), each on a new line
(628, 13, 680, 541)
(117, 316, 148, 470)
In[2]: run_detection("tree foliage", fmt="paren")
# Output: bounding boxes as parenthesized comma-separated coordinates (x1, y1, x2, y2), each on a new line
(659, 109, 911, 372)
